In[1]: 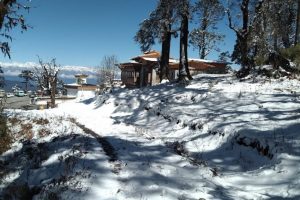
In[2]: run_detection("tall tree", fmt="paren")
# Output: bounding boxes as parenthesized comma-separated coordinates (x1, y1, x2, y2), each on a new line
(0, 66, 4, 88)
(267, 0, 296, 50)
(190, 0, 224, 59)
(18, 70, 33, 92)
(0, 0, 29, 58)
(295, 0, 300, 45)
(226, 0, 264, 77)
(247, 0, 298, 65)
(135, 0, 177, 81)
(177, 0, 193, 81)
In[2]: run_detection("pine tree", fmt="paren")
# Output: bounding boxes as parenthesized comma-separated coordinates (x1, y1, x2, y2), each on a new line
(190, 0, 224, 59)
(177, 0, 193, 81)
(226, 0, 264, 77)
(18, 70, 33, 93)
(295, 0, 300, 45)
(248, 0, 299, 66)
(0, 0, 30, 58)
(135, 0, 177, 81)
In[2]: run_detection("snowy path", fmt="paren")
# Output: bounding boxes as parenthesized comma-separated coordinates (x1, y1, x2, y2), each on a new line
(57, 99, 221, 199)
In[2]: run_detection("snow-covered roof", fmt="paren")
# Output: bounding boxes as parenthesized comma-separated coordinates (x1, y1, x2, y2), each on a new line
(188, 58, 226, 64)
(141, 57, 158, 62)
(64, 83, 81, 87)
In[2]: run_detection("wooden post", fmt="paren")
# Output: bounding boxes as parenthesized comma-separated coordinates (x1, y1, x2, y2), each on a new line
(140, 65, 144, 88)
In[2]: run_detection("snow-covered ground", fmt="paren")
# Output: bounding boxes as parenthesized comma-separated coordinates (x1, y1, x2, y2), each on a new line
(1, 73, 300, 199)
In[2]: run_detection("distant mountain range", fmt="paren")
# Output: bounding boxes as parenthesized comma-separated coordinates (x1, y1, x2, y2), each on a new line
(1, 61, 98, 91)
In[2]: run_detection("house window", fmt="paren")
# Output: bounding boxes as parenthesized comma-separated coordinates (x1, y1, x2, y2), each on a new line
(122, 71, 134, 79)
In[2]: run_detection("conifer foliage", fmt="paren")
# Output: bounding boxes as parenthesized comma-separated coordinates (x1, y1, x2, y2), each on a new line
(0, 0, 30, 58)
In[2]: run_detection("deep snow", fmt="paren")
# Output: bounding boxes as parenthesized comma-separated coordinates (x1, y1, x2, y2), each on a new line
(1, 73, 300, 200)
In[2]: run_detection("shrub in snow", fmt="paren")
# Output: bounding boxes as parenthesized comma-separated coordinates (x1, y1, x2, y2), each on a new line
(0, 115, 11, 154)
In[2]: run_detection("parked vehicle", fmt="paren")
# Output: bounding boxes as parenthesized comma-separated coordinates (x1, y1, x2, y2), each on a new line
(6, 93, 14, 98)
(0, 89, 6, 98)
(15, 90, 25, 97)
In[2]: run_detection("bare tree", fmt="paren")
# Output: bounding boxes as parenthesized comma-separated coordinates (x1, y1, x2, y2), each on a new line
(35, 58, 60, 108)
(97, 55, 119, 86)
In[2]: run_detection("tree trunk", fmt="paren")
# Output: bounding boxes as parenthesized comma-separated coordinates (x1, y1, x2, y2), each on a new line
(200, 10, 209, 59)
(178, 6, 192, 81)
(50, 75, 57, 108)
(25, 79, 28, 93)
(238, 0, 251, 77)
(238, 34, 251, 76)
(159, 30, 171, 81)
(140, 65, 144, 87)
(159, 2, 173, 82)
(200, 32, 206, 59)
(295, 0, 300, 45)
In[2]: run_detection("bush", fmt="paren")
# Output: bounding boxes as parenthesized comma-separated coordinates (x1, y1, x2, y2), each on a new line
(0, 115, 11, 154)
(281, 44, 300, 69)
(254, 55, 268, 66)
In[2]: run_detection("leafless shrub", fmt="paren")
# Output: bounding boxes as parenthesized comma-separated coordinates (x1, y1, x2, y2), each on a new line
(8, 117, 20, 126)
(20, 123, 34, 140)
(38, 128, 51, 137)
(0, 116, 11, 154)
(34, 118, 50, 125)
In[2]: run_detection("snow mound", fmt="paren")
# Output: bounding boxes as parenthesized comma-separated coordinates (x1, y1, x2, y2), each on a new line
(2, 74, 300, 199)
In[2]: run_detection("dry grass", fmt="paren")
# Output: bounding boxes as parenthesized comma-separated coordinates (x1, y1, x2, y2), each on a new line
(8, 117, 20, 126)
(0, 133, 12, 154)
(20, 123, 34, 140)
(33, 118, 50, 125)
(0, 116, 12, 154)
(38, 128, 51, 137)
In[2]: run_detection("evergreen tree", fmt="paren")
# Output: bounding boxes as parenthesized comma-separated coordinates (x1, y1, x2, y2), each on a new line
(226, 0, 264, 77)
(247, 0, 299, 66)
(190, 0, 224, 59)
(177, 0, 193, 81)
(135, 0, 178, 81)
(294, 0, 300, 45)
(18, 70, 33, 92)
(0, 0, 30, 58)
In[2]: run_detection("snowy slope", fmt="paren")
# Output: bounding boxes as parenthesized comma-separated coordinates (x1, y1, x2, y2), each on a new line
(1, 73, 300, 199)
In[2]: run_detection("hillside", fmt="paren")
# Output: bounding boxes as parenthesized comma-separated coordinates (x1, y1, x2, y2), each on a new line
(1, 73, 300, 200)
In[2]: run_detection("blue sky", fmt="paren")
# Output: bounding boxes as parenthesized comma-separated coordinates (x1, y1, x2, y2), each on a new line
(1, 0, 235, 67)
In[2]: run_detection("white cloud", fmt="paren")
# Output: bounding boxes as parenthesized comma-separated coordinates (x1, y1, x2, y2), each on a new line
(62, 65, 97, 73)
(0, 61, 97, 75)
(0, 61, 38, 69)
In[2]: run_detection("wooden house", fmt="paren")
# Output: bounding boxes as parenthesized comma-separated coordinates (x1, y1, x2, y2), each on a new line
(118, 51, 228, 88)
(119, 51, 160, 88)
(169, 58, 228, 79)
